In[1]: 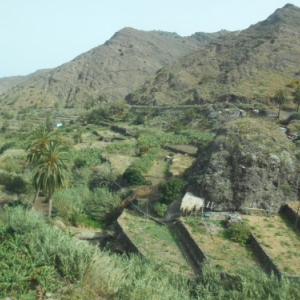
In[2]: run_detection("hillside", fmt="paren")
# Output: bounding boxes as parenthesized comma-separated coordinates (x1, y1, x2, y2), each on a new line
(127, 4, 300, 106)
(0, 69, 50, 95)
(0, 28, 228, 109)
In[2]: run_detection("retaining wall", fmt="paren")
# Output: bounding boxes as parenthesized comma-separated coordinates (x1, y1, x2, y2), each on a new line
(279, 204, 300, 231)
(250, 233, 282, 277)
(170, 219, 207, 275)
(115, 220, 143, 256)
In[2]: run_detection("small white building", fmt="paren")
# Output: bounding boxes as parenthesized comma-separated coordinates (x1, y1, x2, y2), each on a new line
(54, 122, 63, 128)
(180, 192, 204, 216)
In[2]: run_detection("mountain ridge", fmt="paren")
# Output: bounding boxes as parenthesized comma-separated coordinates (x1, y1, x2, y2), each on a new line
(0, 28, 228, 108)
(126, 4, 300, 106)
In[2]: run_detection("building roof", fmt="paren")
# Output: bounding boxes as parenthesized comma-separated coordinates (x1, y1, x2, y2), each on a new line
(180, 192, 204, 212)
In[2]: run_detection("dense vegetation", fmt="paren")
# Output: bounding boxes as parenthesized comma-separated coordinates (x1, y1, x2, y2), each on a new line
(1, 206, 300, 299)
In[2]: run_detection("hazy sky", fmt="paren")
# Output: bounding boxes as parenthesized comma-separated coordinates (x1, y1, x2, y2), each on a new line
(1, 0, 300, 78)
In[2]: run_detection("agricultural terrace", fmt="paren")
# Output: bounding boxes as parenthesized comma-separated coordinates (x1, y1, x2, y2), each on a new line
(118, 210, 192, 276)
(182, 217, 260, 272)
(243, 214, 300, 276)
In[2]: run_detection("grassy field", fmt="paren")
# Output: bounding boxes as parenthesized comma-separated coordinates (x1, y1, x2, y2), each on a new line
(244, 214, 300, 275)
(182, 217, 260, 272)
(118, 210, 192, 276)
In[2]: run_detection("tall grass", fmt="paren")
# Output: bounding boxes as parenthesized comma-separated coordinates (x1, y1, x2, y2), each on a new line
(1, 207, 300, 299)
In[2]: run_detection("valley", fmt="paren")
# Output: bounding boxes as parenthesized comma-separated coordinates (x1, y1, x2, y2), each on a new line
(1, 3, 300, 299)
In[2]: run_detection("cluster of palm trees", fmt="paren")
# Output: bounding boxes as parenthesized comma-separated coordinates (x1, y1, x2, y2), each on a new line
(26, 125, 69, 217)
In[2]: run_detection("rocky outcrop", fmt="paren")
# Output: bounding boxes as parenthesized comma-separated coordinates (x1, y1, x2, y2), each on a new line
(189, 118, 300, 211)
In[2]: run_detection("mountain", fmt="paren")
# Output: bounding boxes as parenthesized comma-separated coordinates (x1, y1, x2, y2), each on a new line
(0, 70, 49, 95)
(0, 76, 27, 95)
(0, 28, 228, 109)
(127, 4, 300, 106)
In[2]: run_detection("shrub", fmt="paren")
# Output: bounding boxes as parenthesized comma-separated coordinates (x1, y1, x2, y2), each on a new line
(123, 167, 145, 186)
(5, 175, 30, 194)
(280, 184, 293, 196)
(89, 163, 119, 191)
(53, 186, 91, 224)
(73, 157, 87, 168)
(154, 202, 168, 218)
(84, 188, 122, 225)
(158, 177, 184, 204)
(0, 142, 15, 154)
(227, 222, 251, 244)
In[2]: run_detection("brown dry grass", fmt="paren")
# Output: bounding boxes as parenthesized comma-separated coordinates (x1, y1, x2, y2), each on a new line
(144, 160, 167, 185)
(169, 154, 196, 176)
(101, 153, 135, 176)
(244, 214, 300, 275)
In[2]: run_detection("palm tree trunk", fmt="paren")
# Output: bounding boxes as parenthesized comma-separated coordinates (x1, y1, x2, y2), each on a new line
(48, 192, 54, 218)
(31, 187, 40, 210)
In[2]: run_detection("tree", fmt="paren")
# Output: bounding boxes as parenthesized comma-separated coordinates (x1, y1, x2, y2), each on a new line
(294, 85, 300, 112)
(26, 125, 56, 207)
(274, 89, 288, 119)
(26, 125, 67, 215)
(158, 177, 184, 204)
(123, 167, 145, 186)
(32, 140, 69, 217)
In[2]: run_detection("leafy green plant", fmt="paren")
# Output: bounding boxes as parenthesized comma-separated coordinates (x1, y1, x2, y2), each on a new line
(227, 222, 251, 245)
(158, 177, 184, 204)
(280, 184, 293, 196)
(84, 187, 122, 225)
(154, 202, 168, 218)
(123, 167, 145, 186)
(5, 175, 31, 194)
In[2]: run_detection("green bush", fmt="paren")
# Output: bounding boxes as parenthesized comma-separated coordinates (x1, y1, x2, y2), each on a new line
(53, 186, 91, 224)
(73, 157, 87, 168)
(280, 184, 293, 196)
(158, 177, 184, 204)
(123, 167, 145, 186)
(154, 202, 168, 218)
(84, 188, 122, 225)
(5, 175, 30, 194)
(227, 222, 251, 244)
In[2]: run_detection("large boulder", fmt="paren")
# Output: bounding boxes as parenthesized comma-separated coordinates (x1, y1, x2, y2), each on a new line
(189, 118, 300, 211)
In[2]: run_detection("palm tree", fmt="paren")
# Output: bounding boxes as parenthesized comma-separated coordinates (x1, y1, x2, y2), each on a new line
(32, 140, 69, 217)
(274, 89, 288, 119)
(26, 125, 55, 207)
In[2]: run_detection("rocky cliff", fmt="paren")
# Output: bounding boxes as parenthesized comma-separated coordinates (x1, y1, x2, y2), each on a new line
(189, 117, 300, 211)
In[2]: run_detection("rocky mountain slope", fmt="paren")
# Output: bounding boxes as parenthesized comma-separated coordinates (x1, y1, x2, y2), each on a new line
(188, 117, 300, 211)
(127, 4, 300, 106)
(0, 28, 227, 108)
(0, 70, 49, 95)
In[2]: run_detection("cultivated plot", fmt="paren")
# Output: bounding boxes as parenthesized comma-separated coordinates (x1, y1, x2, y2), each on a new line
(244, 214, 300, 275)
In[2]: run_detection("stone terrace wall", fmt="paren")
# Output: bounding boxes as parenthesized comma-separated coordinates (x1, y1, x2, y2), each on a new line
(250, 233, 282, 277)
(279, 204, 300, 231)
(115, 221, 144, 256)
(170, 219, 207, 275)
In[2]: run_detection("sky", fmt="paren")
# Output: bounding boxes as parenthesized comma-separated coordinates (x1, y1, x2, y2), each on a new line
(1, 0, 300, 78)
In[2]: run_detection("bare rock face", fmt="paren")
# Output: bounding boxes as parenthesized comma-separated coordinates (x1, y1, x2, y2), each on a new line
(189, 118, 300, 211)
